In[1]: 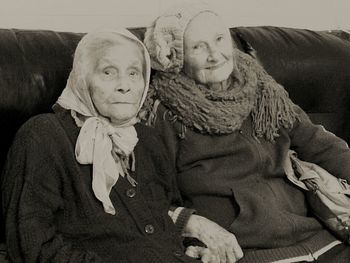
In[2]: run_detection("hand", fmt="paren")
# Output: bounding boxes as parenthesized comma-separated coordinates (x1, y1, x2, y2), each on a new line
(186, 246, 219, 263)
(183, 215, 243, 263)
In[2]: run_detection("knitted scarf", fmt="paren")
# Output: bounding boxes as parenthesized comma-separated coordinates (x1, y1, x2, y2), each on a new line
(142, 50, 299, 141)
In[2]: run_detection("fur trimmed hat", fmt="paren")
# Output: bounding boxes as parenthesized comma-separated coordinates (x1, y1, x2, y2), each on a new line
(144, 2, 217, 73)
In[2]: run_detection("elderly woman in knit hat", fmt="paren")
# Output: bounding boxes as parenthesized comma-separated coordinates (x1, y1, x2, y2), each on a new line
(142, 2, 350, 263)
(1, 28, 224, 263)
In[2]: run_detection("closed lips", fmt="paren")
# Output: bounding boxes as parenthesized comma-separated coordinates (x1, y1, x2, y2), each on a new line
(206, 61, 226, 70)
(111, 101, 135, 104)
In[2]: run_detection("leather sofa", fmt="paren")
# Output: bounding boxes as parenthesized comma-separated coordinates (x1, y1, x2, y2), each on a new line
(0, 26, 350, 256)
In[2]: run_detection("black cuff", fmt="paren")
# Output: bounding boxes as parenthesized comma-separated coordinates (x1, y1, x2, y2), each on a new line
(174, 208, 196, 233)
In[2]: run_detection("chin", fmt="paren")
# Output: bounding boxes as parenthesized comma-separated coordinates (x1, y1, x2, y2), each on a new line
(110, 114, 135, 125)
(108, 106, 138, 123)
(210, 71, 231, 83)
(199, 67, 233, 84)
(196, 61, 234, 84)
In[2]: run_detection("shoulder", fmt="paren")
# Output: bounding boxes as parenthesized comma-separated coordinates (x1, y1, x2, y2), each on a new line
(14, 109, 74, 150)
(148, 101, 184, 137)
(3, 114, 66, 183)
(289, 104, 315, 132)
(16, 113, 59, 140)
(155, 102, 176, 121)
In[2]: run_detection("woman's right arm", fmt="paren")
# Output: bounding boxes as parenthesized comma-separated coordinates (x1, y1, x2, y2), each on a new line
(2, 119, 103, 263)
(152, 104, 243, 263)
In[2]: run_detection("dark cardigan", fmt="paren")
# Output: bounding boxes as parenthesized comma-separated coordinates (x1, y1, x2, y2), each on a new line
(2, 106, 198, 263)
(151, 102, 350, 263)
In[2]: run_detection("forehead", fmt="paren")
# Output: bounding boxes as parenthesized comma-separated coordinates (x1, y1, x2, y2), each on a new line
(100, 41, 143, 62)
(185, 12, 227, 42)
(88, 36, 144, 66)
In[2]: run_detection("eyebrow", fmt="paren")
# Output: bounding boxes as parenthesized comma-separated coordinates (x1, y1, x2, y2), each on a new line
(129, 60, 142, 67)
(96, 58, 142, 68)
(191, 40, 205, 45)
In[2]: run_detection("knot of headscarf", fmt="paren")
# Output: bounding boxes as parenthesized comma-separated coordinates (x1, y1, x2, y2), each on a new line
(75, 117, 138, 215)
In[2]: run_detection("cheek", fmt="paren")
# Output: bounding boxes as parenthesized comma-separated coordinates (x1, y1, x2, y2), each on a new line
(222, 42, 234, 58)
(90, 80, 112, 100)
(185, 56, 206, 75)
(134, 82, 145, 102)
(91, 88, 105, 99)
(90, 86, 103, 103)
(89, 81, 112, 112)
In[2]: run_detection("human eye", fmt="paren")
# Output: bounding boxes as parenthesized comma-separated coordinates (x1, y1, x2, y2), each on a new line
(128, 68, 141, 79)
(216, 35, 224, 42)
(192, 42, 207, 54)
(193, 43, 204, 50)
(102, 67, 117, 77)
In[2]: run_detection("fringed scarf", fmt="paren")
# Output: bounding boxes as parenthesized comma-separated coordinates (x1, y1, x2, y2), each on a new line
(142, 50, 299, 141)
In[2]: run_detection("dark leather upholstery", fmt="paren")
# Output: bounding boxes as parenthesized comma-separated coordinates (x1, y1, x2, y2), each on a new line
(0, 26, 350, 242)
(231, 27, 350, 143)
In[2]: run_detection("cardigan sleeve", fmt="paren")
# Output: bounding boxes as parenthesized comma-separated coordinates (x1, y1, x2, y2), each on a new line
(289, 105, 350, 181)
(2, 118, 104, 263)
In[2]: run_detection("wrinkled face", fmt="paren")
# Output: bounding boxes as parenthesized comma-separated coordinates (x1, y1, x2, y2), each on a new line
(183, 12, 234, 85)
(87, 41, 145, 125)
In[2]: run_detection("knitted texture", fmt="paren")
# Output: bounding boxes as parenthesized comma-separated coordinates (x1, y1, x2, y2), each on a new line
(141, 50, 299, 141)
(2, 107, 194, 263)
(144, 2, 215, 72)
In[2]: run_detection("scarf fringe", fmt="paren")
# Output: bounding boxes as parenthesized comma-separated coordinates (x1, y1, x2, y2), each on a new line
(252, 82, 297, 141)
(111, 149, 137, 187)
(140, 50, 299, 141)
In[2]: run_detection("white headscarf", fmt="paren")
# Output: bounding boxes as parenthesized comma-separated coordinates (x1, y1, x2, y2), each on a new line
(56, 28, 151, 215)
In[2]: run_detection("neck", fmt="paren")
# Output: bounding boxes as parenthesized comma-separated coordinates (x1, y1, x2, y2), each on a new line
(208, 78, 231, 91)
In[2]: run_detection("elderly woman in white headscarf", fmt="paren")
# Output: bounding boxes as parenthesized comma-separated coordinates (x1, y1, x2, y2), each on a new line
(141, 2, 350, 263)
(2, 28, 217, 263)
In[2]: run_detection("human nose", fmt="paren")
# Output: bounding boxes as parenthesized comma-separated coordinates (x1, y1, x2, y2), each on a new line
(114, 77, 130, 94)
(207, 45, 220, 63)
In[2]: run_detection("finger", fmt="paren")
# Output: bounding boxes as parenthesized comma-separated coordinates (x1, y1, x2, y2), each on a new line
(198, 248, 211, 263)
(218, 245, 227, 263)
(200, 253, 210, 263)
(233, 246, 243, 260)
(205, 241, 226, 263)
(225, 248, 236, 263)
(201, 252, 218, 263)
(230, 238, 244, 260)
(214, 253, 221, 263)
(198, 247, 218, 263)
(185, 246, 200, 258)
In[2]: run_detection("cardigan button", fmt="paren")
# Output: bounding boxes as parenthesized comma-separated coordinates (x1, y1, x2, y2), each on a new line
(239, 130, 243, 134)
(144, 224, 155, 234)
(126, 188, 136, 198)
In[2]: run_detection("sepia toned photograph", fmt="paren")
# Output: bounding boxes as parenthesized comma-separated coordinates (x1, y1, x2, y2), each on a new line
(0, 0, 350, 262)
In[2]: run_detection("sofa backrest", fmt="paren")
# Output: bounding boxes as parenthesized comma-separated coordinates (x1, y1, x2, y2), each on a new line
(231, 27, 350, 143)
(1, 26, 350, 242)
